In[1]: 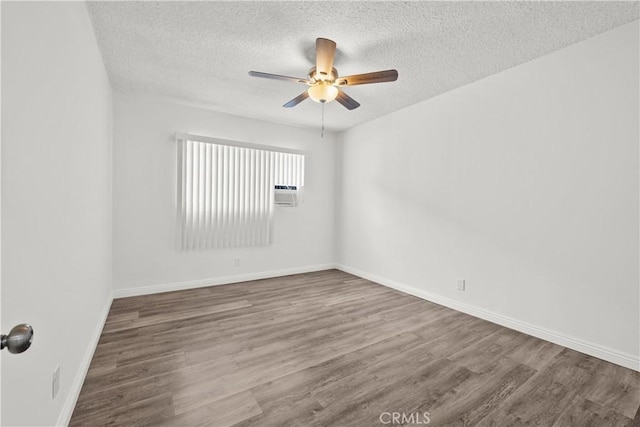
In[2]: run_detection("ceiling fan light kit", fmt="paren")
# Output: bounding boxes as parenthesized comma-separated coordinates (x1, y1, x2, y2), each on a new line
(249, 37, 398, 112)
(308, 82, 338, 103)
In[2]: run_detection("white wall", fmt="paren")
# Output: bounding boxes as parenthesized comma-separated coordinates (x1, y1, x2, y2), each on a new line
(337, 21, 639, 366)
(1, 3, 113, 426)
(113, 94, 336, 294)
(0, 3, 4, 422)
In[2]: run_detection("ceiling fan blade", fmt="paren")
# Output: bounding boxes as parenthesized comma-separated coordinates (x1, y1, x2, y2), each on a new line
(283, 91, 310, 108)
(249, 71, 309, 84)
(315, 38, 336, 79)
(335, 69, 398, 86)
(335, 90, 360, 110)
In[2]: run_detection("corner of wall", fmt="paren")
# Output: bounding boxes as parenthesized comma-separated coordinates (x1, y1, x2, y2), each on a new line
(56, 293, 113, 426)
(332, 130, 345, 265)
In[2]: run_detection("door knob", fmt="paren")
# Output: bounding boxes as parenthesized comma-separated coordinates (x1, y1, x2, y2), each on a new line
(1, 324, 34, 354)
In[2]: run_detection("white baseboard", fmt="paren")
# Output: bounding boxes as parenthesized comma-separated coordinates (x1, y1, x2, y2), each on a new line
(113, 263, 337, 298)
(57, 293, 113, 427)
(336, 264, 640, 372)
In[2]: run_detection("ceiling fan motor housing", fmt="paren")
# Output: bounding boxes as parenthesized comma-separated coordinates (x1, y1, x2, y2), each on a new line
(308, 66, 338, 83)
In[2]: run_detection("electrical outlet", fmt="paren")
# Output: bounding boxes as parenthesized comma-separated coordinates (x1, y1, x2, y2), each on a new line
(457, 278, 465, 291)
(52, 366, 60, 399)
(234, 257, 240, 267)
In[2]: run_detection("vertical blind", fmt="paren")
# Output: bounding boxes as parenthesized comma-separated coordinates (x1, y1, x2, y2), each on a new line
(177, 136, 304, 250)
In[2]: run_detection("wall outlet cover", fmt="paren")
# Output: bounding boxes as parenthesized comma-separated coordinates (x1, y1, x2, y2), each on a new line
(52, 366, 60, 399)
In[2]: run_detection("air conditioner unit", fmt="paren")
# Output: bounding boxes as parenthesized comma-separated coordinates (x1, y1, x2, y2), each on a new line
(275, 185, 299, 207)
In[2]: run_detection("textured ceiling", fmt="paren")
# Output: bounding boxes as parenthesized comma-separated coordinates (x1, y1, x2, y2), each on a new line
(86, 1, 639, 131)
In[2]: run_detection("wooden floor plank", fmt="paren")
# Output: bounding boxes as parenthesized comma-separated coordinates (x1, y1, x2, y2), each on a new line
(70, 269, 640, 426)
(578, 358, 640, 419)
(426, 357, 537, 426)
(476, 348, 604, 426)
(553, 396, 633, 427)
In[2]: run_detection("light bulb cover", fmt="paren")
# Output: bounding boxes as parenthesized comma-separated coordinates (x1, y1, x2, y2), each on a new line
(308, 83, 338, 103)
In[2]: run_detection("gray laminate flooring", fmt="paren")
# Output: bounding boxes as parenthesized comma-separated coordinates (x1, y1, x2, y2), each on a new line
(70, 269, 640, 426)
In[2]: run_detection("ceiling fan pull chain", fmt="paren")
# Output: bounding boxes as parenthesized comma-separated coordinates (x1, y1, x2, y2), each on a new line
(321, 102, 325, 138)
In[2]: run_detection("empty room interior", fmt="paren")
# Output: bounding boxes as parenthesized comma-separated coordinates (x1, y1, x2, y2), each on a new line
(1, 1, 639, 426)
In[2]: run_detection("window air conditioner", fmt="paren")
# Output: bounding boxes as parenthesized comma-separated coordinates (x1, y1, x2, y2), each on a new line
(274, 185, 299, 207)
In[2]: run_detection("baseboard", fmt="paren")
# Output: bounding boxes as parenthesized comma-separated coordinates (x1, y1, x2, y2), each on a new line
(109, 263, 639, 371)
(57, 293, 113, 427)
(336, 264, 640, 372)
(113, 263, 338, 298)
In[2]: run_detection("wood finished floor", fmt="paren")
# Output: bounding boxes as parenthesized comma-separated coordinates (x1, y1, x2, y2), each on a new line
(70, 270, 640, 426)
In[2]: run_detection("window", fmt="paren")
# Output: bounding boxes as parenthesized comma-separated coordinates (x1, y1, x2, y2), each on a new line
(176, 134, 304, 250)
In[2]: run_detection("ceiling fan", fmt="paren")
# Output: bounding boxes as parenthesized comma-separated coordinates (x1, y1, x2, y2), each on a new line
(249, 38, 398, 110)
